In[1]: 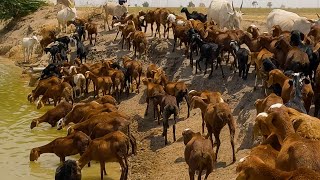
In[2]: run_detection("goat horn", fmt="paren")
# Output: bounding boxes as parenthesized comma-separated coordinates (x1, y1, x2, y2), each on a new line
(317, 13, 320, 19)
(232, 1, 235, 11)
(240, 0, 243, 11)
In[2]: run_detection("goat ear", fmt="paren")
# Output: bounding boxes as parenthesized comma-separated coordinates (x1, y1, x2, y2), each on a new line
(266, 74, 274, 88)
(288, 80, 294, 87)
(299, 32, 305, 41)
(303, 78, 311, 84)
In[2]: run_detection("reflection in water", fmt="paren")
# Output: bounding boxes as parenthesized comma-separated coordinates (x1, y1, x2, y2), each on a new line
(0, 58, 120, 179)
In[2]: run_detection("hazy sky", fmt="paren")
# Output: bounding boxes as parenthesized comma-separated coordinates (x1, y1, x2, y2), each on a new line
(50, 0, 320, 8)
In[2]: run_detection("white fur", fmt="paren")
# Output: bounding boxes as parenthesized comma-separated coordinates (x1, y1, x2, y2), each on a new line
(22, 36, 39, 62)
(257, 112, 268, 118)
(250, 24, 257, 28)
(72, 73, 86, 97)
(139, 16, 145, 21)
(189, 90, 198, 94)
(69, 66, 77, 75)
(183, 128, 191, 133)
(167, 14, 176, 23)
(269, 103, 283, 110)
(176, 20, 186, 26)
(57, 118, 64, 129)
(66, 126, 72, 132)
(239, 156, 248, 163)
(57, 7, 77, 33)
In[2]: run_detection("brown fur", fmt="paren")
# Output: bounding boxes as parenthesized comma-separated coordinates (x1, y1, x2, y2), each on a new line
(236, 155, 320, 180)
(30, 131, 91, 162)
(77, 131, 130, 180)
(265, 107, 320, 171)
(182, 129, 216, 180)
(31, 101, 72, 129)
(204, 102, 236, 163)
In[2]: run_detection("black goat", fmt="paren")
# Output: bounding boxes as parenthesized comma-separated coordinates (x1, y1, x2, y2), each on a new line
(291, 30, 319, 80)
(180, 7, 207, 23)
(40, 63, 62, 80)
(151, 93, 179, 145)
(55, 36, 71, 50)
(73, 35, 88, 64)
(55, 159, 81, 180)
(192, 33, 224, 77)
(230, 40, 250, 80)
(188, 28, 200, 67)
(44, 43, 67, 63)
(75, 25, 86, 41)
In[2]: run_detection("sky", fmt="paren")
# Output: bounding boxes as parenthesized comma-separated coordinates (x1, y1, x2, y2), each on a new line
(48, 0, 320, 8)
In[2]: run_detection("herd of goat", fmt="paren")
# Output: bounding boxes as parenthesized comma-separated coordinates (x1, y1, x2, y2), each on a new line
(20, 1, 320, 180)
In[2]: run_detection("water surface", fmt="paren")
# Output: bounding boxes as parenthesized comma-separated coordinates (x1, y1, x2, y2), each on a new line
(0, 57, 120, 179)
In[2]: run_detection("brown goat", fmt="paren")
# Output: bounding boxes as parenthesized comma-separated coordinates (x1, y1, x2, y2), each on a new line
(142, 78, 165, 120)
(28, 76, 61, 103)
(236, 155, 320, 180)
(36, 82, 73, 109)
(266, 69, 293, 103)
(31, 101, 73, 129)
(190, 94, 224, 134)
(57, 101, 117, 129)
(182, 129, 216, 180)
(265, 107, 320, 171)
(254, 93, 283, 114)
(127, 31, 148, 57)
(30, 131, 91, 162)
(204, 101, 236, 162)
(85, 22, 98, 45)
(122, 56, 143, 93)
(77, 131, 130, 180)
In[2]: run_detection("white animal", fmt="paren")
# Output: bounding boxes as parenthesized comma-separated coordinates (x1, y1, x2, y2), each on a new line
(207, 0, 243, 30)
(56, 0, 75, 8)
(22, 36, 39, 62)
(57, 7, 77, 33)
(266, 9, 318, 35)
(102, 2, 128, 31)
(72, 73, 86, 98)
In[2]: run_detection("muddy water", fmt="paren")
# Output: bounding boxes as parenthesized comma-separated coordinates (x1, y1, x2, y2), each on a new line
(0, 57, 120, 179)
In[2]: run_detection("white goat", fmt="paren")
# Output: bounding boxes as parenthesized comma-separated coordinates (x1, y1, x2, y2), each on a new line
(57, 7, 77, 33)
(102, 2, 128, 31)
(68, 66, 86, 98)
(22, 36, 39, 62)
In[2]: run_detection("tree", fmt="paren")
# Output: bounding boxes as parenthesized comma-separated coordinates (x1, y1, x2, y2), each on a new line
(252, 1, 258, 8)
(142, 1, 149, 7)
(267, 1, 272, 8)
(199, 3, 205, 7)
(188, 1, 195, 7)
(0, 0, 45, 20)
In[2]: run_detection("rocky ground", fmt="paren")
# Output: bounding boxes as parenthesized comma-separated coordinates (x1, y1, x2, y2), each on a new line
(0, 5, 271, 179)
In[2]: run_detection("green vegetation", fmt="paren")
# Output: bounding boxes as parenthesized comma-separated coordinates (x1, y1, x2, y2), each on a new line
(0, 0, 46, 20)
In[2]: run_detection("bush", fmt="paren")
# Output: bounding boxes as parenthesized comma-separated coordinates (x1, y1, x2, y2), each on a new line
(0, 0, 46, 20)
(142, 1, 149, 7)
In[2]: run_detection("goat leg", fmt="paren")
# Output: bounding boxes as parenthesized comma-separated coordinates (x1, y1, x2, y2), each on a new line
(218, 57, 225, 78)
(189, 169, 195, 180)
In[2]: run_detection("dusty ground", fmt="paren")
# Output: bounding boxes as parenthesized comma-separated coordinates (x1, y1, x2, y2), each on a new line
(1, 5, 312, 180)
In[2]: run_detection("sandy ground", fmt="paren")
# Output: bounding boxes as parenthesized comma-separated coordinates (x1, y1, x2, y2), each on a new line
(0, 5, 273, 180)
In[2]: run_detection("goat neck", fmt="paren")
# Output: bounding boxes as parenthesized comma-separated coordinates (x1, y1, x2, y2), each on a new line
(267, 109, 296, 144)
